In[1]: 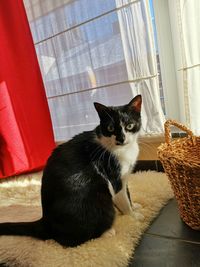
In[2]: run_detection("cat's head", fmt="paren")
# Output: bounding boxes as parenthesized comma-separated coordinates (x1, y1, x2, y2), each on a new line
(94, 95, 142, 147)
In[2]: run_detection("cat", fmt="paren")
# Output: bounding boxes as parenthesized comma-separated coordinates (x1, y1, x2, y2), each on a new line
(0, 95, 143, 247)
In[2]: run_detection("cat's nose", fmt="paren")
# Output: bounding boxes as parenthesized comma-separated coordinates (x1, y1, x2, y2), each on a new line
(116, 140, 124, 145)
(116, 134, 125, 145)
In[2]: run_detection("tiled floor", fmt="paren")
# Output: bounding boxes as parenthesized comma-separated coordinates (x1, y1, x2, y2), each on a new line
(128, 199, 200, 267)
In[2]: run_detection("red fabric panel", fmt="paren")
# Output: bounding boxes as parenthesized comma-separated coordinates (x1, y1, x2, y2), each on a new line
(0, 0, 55, 178)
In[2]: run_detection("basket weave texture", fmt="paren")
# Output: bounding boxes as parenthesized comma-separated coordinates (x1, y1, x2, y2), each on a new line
(158, 120, 200, 230)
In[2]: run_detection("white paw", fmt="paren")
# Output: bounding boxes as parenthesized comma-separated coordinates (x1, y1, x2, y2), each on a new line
(132, 202, 142, 210)
(123, 209, 144, 221)
(133, 212, 144, 221)
(102, 228, 116, 238)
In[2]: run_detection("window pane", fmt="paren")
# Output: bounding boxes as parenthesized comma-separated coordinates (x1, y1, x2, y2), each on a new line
(26, 0, 116, 43)
(35, 11, 127, 98)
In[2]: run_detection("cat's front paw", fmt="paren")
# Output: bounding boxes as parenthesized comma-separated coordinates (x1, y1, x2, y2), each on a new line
(132, 211, 144, 221)
(124, 209, 144, 221)
(127, 210, 144, 221)
(132, 202, 142, 210)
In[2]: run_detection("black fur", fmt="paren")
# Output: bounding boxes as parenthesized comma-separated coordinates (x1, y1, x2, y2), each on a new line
(0, 95, 142, 247)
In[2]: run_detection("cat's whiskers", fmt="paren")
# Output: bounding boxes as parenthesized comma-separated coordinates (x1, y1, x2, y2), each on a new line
(107, 143, 113, 171)
(97, 149, 107, 169)
(90, 145, 104, 162)
(90, 143, 104, 166)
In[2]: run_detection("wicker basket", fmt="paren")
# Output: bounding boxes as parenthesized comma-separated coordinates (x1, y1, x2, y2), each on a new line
(158, 120, 200, 230)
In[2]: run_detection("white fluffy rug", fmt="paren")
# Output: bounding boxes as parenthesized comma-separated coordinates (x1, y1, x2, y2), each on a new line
(0, 171, 173, 267)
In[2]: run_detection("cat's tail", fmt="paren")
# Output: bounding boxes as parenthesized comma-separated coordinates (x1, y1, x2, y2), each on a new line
(0, 218, 49, 240)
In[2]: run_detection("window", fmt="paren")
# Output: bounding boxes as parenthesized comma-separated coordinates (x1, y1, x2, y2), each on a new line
(24, 0, 165, 140)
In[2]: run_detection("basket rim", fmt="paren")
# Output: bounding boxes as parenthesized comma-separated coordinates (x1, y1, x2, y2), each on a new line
(157, 140, 200, 167)
(158, 153, 200, 168)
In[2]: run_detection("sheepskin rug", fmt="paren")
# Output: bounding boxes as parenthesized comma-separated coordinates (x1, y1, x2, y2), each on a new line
(0, 171, 173, 267)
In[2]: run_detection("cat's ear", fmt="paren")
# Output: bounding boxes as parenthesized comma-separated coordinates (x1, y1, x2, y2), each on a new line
(94, 102, 110, 118)
(128, 95, 142, 113)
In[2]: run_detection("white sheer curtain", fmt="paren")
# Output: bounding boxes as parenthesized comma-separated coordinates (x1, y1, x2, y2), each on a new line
(116, 0, 165, 134)
(168, 0, 200, 135)
(24, 0, 165, 141)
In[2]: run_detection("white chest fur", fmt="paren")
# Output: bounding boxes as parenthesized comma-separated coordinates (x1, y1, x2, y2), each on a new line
(112, 141, 139, 177)
(98, 132, 139, 178)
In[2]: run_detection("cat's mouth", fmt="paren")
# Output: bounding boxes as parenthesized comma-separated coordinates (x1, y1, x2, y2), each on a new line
(116, 141, 128, 146)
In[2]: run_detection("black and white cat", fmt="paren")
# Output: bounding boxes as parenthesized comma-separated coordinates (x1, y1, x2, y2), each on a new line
(0, 95, 143, 247)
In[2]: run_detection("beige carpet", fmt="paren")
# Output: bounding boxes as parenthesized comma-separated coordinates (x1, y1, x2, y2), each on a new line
(0, 171, 173, 267)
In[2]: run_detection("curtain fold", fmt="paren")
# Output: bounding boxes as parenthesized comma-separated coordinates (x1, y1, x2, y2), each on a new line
(0, 0, 55, 178)
(168, 0, 200, 135)
(116, 0, 165, 134)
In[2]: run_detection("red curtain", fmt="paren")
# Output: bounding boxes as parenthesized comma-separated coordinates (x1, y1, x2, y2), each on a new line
(0, 0, 55, 179)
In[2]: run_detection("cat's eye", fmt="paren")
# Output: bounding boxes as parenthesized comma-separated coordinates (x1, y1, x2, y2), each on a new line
(126, 123, 134, 130)
(107, 124, 115, 132)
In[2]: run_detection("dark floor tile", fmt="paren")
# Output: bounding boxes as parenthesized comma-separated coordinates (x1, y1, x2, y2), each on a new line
(146, 199, 200, 243)
(134, 160, 164, 173)
(134, 161, 157, 172)
(129, 234, 200, 267)
(156, 160, 164, 172)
